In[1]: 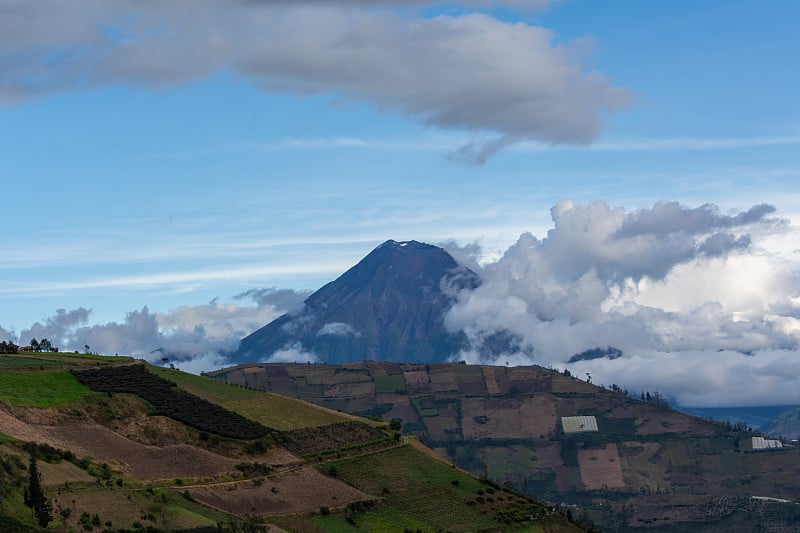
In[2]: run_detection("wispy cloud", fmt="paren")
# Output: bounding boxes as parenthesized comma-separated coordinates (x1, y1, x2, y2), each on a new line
(169, 133, 800, 161)
(515, 135, 800, 153)
(0, 263, 352, 296)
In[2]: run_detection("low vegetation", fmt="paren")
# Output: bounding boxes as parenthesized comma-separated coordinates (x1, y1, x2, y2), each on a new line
(149, 366, 348, 430)
(0, 353, 588, 532)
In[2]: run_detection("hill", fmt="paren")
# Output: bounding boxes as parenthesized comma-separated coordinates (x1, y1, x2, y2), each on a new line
(231, 240, 479, 365)
(0, 351, 584, 532)
(759, 407, 800, 441)
(207, 361, 800, 532)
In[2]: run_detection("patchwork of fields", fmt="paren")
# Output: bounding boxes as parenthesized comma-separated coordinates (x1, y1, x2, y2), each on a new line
(0, 354, 583, 532)
(208, 361, 800, 532)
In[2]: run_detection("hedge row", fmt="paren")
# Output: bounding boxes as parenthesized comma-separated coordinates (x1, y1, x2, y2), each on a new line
(72, 365, 270, 440)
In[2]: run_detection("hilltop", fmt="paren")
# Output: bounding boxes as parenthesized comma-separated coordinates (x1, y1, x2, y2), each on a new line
(232, 240, 479, 365)
(208, 361, 800, 532)
(0, 351, 584, 532)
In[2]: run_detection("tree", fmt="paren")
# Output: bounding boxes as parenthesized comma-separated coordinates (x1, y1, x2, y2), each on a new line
(24, 456, 52, 527)
(30, 338, 40, 352)
(39, 338, 52, 353)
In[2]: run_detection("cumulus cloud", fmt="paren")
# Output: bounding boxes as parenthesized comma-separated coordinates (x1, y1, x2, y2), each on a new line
(317, 322, 360, 337)
(263, 342, 319, 363)
(0, 0, 628, 162)
(7, 286, 303, 372)
(446, 200, 800, 407)
(0, 324, 15, 343)
(18, 308, 92, 348)
(438, 239, 484, 272)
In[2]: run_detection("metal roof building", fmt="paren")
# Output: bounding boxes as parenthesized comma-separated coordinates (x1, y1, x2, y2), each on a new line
(561, 415, 598, 434)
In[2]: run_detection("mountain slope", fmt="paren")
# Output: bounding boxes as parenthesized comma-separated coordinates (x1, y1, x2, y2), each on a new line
(0, 352, 583, 532)
(209, 361, 800, 533)
(759, 407, 800, 440)
(233, 240, 478, 365)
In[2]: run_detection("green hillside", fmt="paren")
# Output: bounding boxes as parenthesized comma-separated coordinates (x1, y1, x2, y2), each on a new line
(0, 353, 584, 532)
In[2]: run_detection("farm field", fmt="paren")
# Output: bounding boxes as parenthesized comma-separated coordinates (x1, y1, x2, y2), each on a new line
(151, 365, 358, 430)
(186, 467, 369, 516)
(0, 371, 91, 407)
(0, 353, 585, 532)
(209, 361, 800, 532)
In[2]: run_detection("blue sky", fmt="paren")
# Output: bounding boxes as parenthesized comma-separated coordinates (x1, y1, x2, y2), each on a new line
(2, 1, 799, 403)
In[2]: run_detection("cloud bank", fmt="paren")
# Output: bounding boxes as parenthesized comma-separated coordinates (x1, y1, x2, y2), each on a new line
(0, 0, 628, 162)
(8, 288, 307, 371)
(445, 200, 800, 407)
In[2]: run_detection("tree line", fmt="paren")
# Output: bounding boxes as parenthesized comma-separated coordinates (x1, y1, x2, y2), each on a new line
(0, 340, 19, 353)
(0, 338, 59, 353)
(27, 338, 58, 352)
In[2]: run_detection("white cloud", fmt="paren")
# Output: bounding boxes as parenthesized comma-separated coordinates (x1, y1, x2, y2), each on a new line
(317, 322, 360, 337)
(263, 342, 319, 364)
(0, 1, 628, 162)
(9, 287, 304, 368)
(446, 199, 800, 406)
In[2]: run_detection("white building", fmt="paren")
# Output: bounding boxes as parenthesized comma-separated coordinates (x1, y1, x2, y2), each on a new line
(751, 436, 783, 450)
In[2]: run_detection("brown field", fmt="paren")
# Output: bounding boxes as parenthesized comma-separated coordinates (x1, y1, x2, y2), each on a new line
(427, 366, 460, 392)
(460, 396, 556, 439)
(625, 494, 720, 528)
(482, 366, 501, 394)
(378, 395, 420, 424)
(578, 443, 625, 490)
(422, 405, 460, 440)
(0, 410, 238, 480)
(323, 381, 375, 398)
(187, 467, 369, 516)
(618, 441, 668, 493)
(636, 412, 702, 435)
(402, 370, 429, 389)
(457, 380, 487, 395)
(520, 396, 558, 437)
(382, 362, 403, 374)
(535, 442, 564, 469)
(365, 361, 387, 377)
(551, 375, 596, 393)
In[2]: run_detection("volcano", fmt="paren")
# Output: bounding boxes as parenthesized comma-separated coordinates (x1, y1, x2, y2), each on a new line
(231, 240, 479, 364)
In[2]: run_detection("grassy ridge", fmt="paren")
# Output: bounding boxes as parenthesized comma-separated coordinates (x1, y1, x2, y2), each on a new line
(0, 371, 91, 407)
(149, 366, 352, 430)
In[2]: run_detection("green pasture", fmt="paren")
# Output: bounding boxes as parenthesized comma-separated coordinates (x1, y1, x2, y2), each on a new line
(0, 370, 91, 407)
(373, 374, 406, 393)
(0, 355, 60, 367)
(148, 366, 348, 430)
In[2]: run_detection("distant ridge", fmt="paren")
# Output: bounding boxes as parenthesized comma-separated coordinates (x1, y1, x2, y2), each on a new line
(232, 239, 479, 364)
